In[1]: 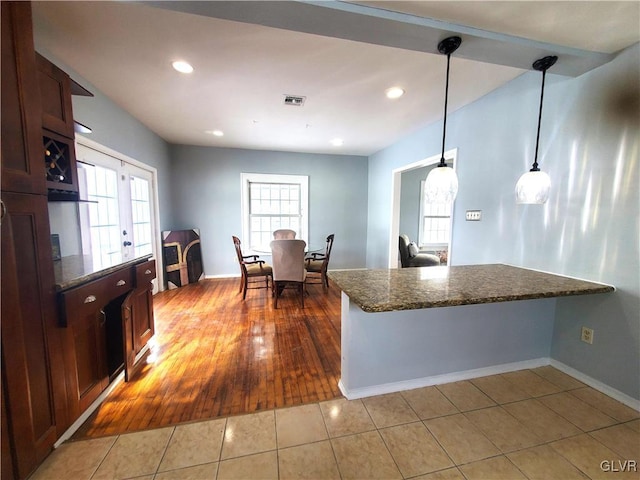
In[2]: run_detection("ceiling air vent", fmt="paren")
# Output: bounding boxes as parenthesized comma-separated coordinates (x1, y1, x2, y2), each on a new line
(283, 95, 306, 106)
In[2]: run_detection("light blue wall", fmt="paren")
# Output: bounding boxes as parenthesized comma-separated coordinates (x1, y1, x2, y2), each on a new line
(168, 145, 368, 276)
(366, 44, 640, 400)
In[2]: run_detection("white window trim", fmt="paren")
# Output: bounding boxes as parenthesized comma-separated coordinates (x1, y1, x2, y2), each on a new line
(240, 172, 309, 250)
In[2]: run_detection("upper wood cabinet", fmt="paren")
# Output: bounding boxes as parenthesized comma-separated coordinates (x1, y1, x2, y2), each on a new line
(1, 2, 46, 196)
(36, 53, 74, 139)
(36, 54, 80, 197)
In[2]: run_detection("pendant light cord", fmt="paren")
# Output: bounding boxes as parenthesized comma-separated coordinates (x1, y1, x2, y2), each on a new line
(531, 69, 547, 172)
(440, 52, 452, 167)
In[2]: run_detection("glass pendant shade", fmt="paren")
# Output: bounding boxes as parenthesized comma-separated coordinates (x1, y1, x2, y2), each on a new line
(426, 36, 462, 204)
(426, 165, 459, 204)
(516, 55, 557, 205)
(515, 170, 551, 204)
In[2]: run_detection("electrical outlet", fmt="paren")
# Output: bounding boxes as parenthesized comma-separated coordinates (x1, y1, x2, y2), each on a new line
(466, 210, 482, 221)
(581, 326, 594, 344)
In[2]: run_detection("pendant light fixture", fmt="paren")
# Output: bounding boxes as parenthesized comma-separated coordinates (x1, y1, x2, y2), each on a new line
(516, 55, 558, 204)
(425, 36, 461, 204)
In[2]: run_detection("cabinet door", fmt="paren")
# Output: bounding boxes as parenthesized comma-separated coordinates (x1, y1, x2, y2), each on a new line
(36, 53, 74, 139)
(61, 281, 111, 414)
(0, 192, 63, 479)
(122, 260, 156, 381)
(133, 260, 156, 353)
(1, 2, 45, 196)
(71, 308, 109, 413)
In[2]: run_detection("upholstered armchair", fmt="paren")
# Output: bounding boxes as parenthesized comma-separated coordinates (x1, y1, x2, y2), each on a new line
(270, 239, 307, 308)
(273, 229, 296, 239)
(398, 234, 440, 268)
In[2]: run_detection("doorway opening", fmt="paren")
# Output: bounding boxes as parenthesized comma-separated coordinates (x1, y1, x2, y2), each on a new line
(388, 148, 457, 268)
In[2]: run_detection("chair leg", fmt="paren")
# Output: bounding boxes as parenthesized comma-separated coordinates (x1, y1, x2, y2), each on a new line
(274, 281, 279, 308)
(299, 282, 304, 308)
(242, 275, 248, 300)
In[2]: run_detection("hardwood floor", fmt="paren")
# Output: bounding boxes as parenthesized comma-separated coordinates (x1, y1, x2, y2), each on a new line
(73, 277, 342, 439)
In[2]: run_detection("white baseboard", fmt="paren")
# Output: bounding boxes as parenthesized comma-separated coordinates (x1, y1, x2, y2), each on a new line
(550, 359, 640, 411)
(53, 372, 125, 448)
(339, 357, 640, 413)
(339, 357, 550, 400)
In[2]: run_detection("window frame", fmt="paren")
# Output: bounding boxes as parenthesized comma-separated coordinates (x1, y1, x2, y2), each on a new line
(240, 172, 309, 251)
(418, 179, 453, 249)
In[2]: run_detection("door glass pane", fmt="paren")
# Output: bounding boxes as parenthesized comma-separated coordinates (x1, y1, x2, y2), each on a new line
(130, 175, 153, 257)
(84, 164, 122, 270)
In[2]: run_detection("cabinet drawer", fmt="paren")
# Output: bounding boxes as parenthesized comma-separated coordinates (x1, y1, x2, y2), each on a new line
(135, 259, 156, 287)
(61, 269, 134, 327)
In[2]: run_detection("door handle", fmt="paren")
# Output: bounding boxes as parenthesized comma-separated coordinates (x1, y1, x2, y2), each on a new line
(123, 241, 132, 247)
(116, 279, 127, 286)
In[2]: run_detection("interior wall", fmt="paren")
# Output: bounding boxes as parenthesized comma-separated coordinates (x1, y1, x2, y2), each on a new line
(168, 145, 369, 276)
(366, 43, 639, 400)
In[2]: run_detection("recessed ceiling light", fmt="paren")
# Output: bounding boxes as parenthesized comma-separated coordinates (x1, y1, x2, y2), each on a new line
(205, 130, 224, 137)
(385, 86, 405, 99)
(330, 138, 344, 147)
(172, 60, 194, 74)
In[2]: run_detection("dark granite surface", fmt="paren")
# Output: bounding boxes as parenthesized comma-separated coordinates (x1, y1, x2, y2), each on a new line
(327, 264, 614, 313)
(53, 254, 152, 292)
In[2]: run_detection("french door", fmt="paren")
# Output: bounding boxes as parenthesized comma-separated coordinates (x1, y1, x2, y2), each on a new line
(75, 141, 160, 292)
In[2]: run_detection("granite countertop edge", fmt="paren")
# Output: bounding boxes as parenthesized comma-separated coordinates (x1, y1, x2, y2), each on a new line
(54, 254, 153, 292)
(351, 286, 615, 313)
(328, 265, 615, 313)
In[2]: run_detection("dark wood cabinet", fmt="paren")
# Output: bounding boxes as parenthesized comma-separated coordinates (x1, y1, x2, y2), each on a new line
(60, 260, 156, 413)
(36, 53, 74, 139)
(1, 2, 46, 196)
(123, 259, 156, 380)
(1, 5, 156, 478)
(36, 54, 80, 197)
(61, 268, 134, 414)
(1, 3, 69, 479)
(0, 193, 66, 480)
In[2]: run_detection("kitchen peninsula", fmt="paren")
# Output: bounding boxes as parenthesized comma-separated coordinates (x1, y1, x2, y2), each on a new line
(328, 264, 614, 399)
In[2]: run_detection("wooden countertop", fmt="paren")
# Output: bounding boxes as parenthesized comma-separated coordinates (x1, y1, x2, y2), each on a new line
(327, 264, 614, 313)
(53, 254, 153, 291)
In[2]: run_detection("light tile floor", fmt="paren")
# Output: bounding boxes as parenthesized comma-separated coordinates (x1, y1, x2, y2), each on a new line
(31, 367, 640, 480)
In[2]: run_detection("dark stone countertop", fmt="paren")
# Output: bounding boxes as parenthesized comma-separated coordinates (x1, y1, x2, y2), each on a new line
(53, 254, 153, 292)
(327, 264, 614, 313)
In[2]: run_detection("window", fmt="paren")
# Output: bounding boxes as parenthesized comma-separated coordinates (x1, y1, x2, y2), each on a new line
(419, 179, 453, 247)
(241, 173, 308, 250)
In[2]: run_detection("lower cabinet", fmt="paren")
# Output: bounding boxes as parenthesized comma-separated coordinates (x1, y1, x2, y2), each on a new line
(0, 192, 65, 480)
(123, 260, 156, 380)
(60, 259, 156, 417)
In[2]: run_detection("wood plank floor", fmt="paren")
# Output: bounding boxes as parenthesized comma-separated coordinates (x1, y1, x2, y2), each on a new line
(73, 277, 342, 439)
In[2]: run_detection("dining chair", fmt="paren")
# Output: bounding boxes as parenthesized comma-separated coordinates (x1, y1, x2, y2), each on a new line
(270, 239, 306, 308)
(273, 229, 296, 239)
(232, 236, 272, 300)
(305, 234, 334, 289)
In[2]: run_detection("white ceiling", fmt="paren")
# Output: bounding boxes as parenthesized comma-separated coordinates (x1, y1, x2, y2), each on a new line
(32, 1, 639, 156)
